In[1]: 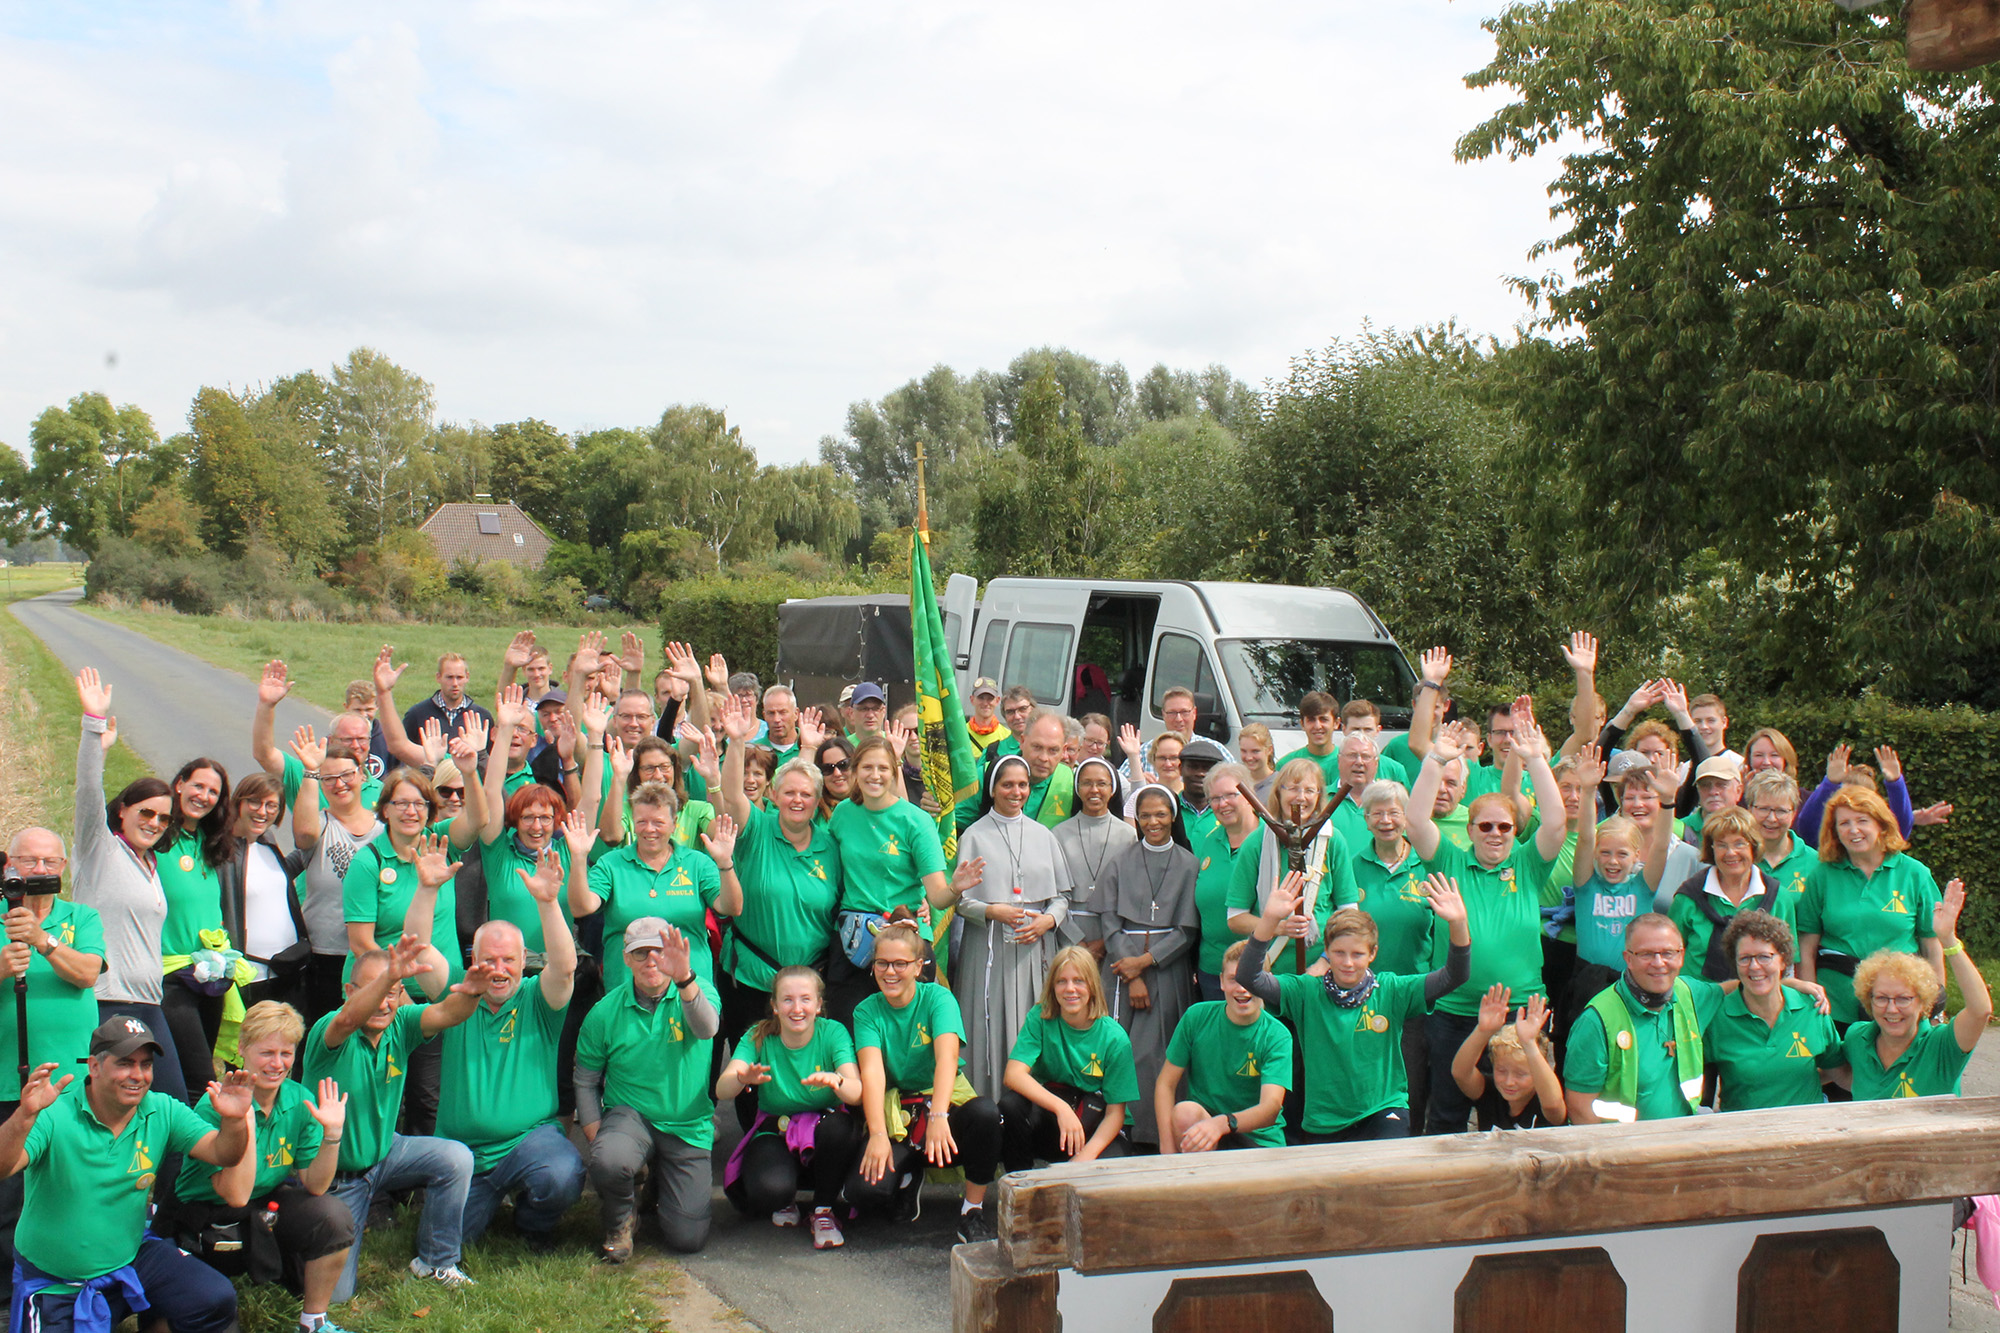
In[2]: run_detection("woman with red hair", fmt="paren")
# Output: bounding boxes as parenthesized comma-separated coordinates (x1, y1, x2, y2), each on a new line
(1795, 785, 1944, 1029)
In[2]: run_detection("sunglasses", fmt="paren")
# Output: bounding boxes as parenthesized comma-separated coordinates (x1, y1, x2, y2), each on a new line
(131, 808, 173, 826)
(1473, 820, 1515, 834)
(822, 759, 851, 773)
(436, 786, 466, 799)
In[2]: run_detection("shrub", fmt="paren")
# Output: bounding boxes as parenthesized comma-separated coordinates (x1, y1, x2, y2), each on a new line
(655, 575, 889, 681)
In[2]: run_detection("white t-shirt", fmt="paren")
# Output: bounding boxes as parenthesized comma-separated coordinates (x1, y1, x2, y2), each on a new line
(243, 841, 301, 981)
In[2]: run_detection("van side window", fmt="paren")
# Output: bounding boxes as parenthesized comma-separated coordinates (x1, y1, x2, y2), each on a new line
(1004, 623, 1074, 709)
(1151, 633, 1219, 720)
(979, 619, 1009, 682)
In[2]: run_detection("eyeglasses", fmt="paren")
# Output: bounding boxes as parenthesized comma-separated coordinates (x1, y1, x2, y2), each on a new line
(822, 760, 850, 773)
(1749, 806, 1794, 818)
(1737, 952, 1783, 969)
(1474, 821, 1515, 834)
(319, 769, 361, 786)
(8, 857, 63, 872)
(385, 798, 431, 812)
(871, 958, 920, 973)
(1626, 949, 1685, 963)
(1871, 993, 1921, 1011)
(637, 764, 676, 778)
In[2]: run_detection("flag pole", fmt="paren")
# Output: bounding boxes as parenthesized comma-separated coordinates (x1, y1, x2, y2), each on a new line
(914, 438, 929, 541)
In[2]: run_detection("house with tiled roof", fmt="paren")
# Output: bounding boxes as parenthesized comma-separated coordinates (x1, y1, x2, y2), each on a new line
(418, 499, 554, 569)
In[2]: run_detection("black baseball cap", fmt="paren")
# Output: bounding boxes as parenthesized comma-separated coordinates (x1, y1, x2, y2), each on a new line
(90, 1015, 165, 1059)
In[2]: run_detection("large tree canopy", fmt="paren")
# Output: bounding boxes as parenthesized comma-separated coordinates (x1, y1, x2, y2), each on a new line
(1462, 0, 2000, 705)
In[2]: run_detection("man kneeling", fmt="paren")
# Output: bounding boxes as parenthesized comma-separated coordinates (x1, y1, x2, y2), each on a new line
(1154, 940, 1293, 1152)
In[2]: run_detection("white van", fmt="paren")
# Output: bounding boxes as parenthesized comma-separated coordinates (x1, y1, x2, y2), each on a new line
(939, 577, 1415, 756)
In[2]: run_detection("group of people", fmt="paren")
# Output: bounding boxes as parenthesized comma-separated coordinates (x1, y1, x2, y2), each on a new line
(0, 625, 1984, 1333)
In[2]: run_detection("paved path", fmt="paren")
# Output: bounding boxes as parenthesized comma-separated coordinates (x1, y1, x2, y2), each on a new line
(10, 588, 329, 781)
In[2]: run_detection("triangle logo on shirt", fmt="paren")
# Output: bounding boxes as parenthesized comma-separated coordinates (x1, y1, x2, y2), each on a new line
(914, 1023, 930, 1048)
(1894, 1069, 1918, 1097)
(1786, 1031, 1814, 1060)
(1882, 889, 1909, 915)
(1084, 1052, 1104, 1079)
(881, 836, 902, 857)
(1236, 1051, 1260, 1078)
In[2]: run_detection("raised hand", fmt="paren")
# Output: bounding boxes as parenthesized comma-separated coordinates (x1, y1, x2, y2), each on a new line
(1475, 982, 1511, 1033)
(698, 812, 738, 867)
(1429, 720, 1473, 765)
(494, 683, 530, 732)
(259, 659, 292, 707)
(518, 844, 566, 904)
(419, 717, 449, 767)
(206, 1069, 256, 1121)
(736, 1062, 773, 1088)
(550, 708, 579, 762)
(664, 641, 703, 689)
(618, 631, 646, 676)
(1825, 744, 1851, 784)
(950, 855, 986, 896)
(1937, 878, 1967, 945)
(451, 957, 504, 1000)
(458, 712, 490, 757)
(717, 694, 759, 744)
(574, 630, 607, 678)
(561, 807, 597, 859)
(412, 833, 462, 891)
(606, 734, 632, 783)
(704, 653, 731, 693)
(290, 725, 327, 772)
(75, 666, 112, 717)
(580, 691, 611, 741)
(658, 924, 693, 981)
(1262, 870, 1306, 928)
(1420, 646, 1453, 685)
(1423, 873, 1468, 929)
(1657, 678, 1692, 724)
(1562, 632, 1597, 674)
(387, 932, 430, 981)
(1621, 679, 1663, 716)
(1515, 992, 1550, 1046)
(17, 1063, 72, 1114)
(797, 706, 827, 752)
(372, 645, 407, 695)
(1510, 698, 1551, 761)
(502, 631, 537, 672)
(307, 1078, 348, 1137)
(692, 727, 721, 788)
(1873, 745, 1902, 783)
(1571, 742, 1606, 789)
(1913, 801, 1954, 828)
(885, 718, 914, 761)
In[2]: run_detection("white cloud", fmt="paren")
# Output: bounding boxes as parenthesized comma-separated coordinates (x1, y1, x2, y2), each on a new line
(0, 1, 1560, 461)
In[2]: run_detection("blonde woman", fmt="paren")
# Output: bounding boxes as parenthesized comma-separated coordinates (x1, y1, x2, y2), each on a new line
(999, 946, 1137, 1171)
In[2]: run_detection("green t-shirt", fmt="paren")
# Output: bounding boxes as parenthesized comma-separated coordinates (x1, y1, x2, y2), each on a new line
(1162, 1001, 1293, 1148)
(731, 1017, 857, 1116)
(726, 805, 842, 989)
(1223, 826, 1358, 976)
(438, 974, 568, 1171)
(1797, 853, 1940, 1024)
(1434, 804, 1472, 852)
(1275, 969, 1427, 1133)
(1424, 840, 1559, 1016)
(478, 835, 574, 953)
(1564, 976, 1725, 1120)
(1542, 830, 1579, 945)
(1465, 763, 1533, 805)
(341, 832, 461, 998)
(1340, 843, 1433, 975)
(1008, 1012, 1140, 1105)
(0, 900, 104, 1099)
(828, 800, 946, 930)
(852, 982, 964, 1091)
(281, 751, 383, 813)
(1191, 822, 1252, 975)
(1842, 1020, 1971, 1100)
(585, 843, 722, 994)
(1704, 987, 1840, 1112)
(177, 1078, 326, 1204)
(18, 1085, 212, 1280)
(303, 1003, 428, 1172)
(1274, 745, 1340, 791)
(577, 978, 722, 1147)
(1328, 800, 1369, 861)
(1760, 834, 1818, 904)
(158, 828, 224, 958)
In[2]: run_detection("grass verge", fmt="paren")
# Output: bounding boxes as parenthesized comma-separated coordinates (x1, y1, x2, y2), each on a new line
(76, 606, 653, 714)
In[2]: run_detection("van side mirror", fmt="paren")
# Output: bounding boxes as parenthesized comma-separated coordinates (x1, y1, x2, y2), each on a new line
(1193, 693, 1227, 740)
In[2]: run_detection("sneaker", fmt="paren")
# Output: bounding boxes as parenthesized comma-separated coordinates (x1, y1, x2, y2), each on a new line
(955, 1208, 994, 1245)
(810, 1208, 844, 1250)
(601, 1215, 636, 1265)
(300, 1319, 357, 1333)
(408, 1258, 475, 1289)
(772, 1204, 801, 1228)
(892, 1173, 923, 1224)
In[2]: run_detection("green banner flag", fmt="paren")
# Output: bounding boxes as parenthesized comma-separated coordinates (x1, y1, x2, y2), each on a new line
(910, 530, 981, 860)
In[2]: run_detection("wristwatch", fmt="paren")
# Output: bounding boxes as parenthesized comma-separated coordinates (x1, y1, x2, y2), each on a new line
(36, 937, 56, 958)
(1225, 1113, 1238, 1133)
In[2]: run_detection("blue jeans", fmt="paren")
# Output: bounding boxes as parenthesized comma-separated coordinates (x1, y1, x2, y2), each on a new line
(462, 1123, 586, 1243)
(13, 1235, 235, 1333)
(328, 1133, 474, 1304)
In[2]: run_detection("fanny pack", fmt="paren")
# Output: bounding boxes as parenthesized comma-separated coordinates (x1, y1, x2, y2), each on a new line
(838, 911, 890, 969)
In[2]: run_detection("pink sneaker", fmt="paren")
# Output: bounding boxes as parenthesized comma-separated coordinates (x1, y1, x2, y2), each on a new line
(810, 1208, 845, 1250)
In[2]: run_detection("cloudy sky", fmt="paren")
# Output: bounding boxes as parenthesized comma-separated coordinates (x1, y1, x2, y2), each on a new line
(0, 1, 1562, 464)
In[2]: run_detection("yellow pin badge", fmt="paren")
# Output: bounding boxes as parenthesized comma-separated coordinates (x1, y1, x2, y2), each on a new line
(1616, 1030, 1633, 1050)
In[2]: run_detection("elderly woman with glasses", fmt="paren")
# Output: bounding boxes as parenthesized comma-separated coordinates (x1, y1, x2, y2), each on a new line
(1834, 880, 1992, 1099)
(1702, 911, 1840, 1110)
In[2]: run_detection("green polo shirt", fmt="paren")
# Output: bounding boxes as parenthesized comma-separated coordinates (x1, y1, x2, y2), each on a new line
(502, 764, 543, 799)
(586, 843, 722, 994)
(1760, 834, 1819, 904)
(1797, 853, 1940, 1024)
(1424, 840, 1559, 1016)
(1009, 1012, 1140, 1106)
(1564, 976, 1725, 1120)
(1465, 764, 1533, 804)
(1705, 988, 1840, 1111)
(1191, 822, 1252, 975)
(177, 1078, 325, 1204)
(0, 900, 104, 1099)
(438, 974, 567, 1171)
(1434, 804, 1472, 852)
(303, 1004, 428, 1172)
(1224, 826, 1358, 977)
(341, 832, 461, 999)
(828, 800, 946, 932)
(1275, 745, 1340, 790)
(1327, 800, 1369, 860)
(852, 982, 963, 1091)
(18, 1084, 213, 1281)
(1163, 1001, 1293, 1148)
(726, 805, 842, 989)
(1339, 842, 1433, 975)
(478, 835, 574, 952)
(1667, 874, 1795, 980)
(1541, 829, 1579, 945)
(1842, 1020, 1971, 1100)
(731, 1018, 856, 1116)
(158, 828, 223, 958)
(577, 978, 721, 1147)
(1275, 969, 1427, 1133)
(281, 751, 383, 813)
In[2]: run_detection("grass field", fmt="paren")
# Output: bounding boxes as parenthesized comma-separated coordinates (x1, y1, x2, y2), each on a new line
(78, 606, 658, 714)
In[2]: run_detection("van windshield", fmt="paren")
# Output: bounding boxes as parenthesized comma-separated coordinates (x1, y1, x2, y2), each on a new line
(1216, 639, 1417, 728)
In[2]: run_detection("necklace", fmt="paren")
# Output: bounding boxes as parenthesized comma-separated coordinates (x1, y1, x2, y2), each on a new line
(1077, 819, 1115, 886)
(1142, 842, 1171, 915)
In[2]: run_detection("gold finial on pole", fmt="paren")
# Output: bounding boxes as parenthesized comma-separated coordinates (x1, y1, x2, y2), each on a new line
(914, 438, 930, 541)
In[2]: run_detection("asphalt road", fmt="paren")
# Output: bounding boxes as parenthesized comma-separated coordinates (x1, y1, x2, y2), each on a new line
(11, 587, 329, 782)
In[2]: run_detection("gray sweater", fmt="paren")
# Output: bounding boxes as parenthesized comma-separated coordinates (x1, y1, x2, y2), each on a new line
(73, 719, 168, 1005)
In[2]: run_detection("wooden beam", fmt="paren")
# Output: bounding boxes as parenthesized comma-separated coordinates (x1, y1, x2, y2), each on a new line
(1907, 0, 2000, 72)
(952, 1239, 1058, 1333)
(997, 1095, 2000, 1275)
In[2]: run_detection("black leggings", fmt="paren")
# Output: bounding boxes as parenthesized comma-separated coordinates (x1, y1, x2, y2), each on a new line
(1295, 1106, 1412, 1145)
(162, 978, 224, 1098)
(997, 1088, 1130, 1174)
(726, 1112, 866, 1214)
(842, 1095, 1003, 1210)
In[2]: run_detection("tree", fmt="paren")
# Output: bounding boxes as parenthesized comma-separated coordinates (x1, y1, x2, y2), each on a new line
(572, 429, 658, 552)
(971, 369, 1115, 578)
(185, 387, 344, 564)
(643, 405, 771, 572)
(768, 461, 862, 560)
(1461, 0, 2000, 704)
(128, 487, 208, 557)
(322, 349, 435, 539)
(490, 419, 577, 540)
(420, 423, 492, 511)
(0, 447, 36, 548)
(998, 347, 1132, 449)
(1102, 415, 1246, 580)
(26, 393, 172, 554)
(821, 364, 995, 550)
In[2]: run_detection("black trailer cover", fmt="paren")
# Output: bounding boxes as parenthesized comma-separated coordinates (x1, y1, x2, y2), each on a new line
(776, 594, 915, 683)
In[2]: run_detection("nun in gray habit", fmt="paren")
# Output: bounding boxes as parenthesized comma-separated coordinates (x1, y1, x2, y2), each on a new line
(1052, 756, 1136, 949)
(955, 753, 1079, 1100)
(1092, 783, 1199, 1145)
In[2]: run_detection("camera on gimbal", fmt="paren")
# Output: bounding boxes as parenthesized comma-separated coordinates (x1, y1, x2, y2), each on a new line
(0, 850, 61, 911)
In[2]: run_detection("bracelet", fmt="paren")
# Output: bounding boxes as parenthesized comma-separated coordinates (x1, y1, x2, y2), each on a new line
(1944, 942, 1965, 957)
(676, 974, 697, 988)
(1413, 680, 1438, 694)
(563, 765, 580, 775)
(716, 863, 736, 873)
(303, 770, 320, 781)
(321, 1136, 342, 1145)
